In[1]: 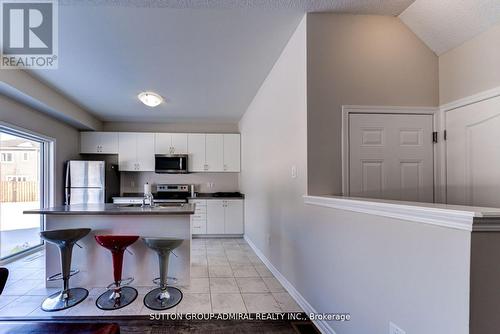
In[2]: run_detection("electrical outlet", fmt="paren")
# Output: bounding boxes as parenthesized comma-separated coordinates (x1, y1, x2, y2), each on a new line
(389, 322, 406, 334)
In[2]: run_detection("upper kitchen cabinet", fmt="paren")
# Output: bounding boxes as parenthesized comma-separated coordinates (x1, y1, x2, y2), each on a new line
(80, 132, 119, 154)
(155, 133, 188, 154)
(223, 134, 241, 172)
(187, 133, 240, 172)
(205, 134, 224, 172)
(187, 134, 206, 172)
(118, 133, 155, 171)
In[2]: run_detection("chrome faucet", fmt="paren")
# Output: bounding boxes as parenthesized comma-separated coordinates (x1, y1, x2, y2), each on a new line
(142, 193, 155, 208)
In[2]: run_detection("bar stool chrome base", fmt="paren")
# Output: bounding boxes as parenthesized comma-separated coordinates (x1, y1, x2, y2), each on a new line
(96, 286, 138, 310)
(144, 287, 182, 310)
(41, 287, 88, 312)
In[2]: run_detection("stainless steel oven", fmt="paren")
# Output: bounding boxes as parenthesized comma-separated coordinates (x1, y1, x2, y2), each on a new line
(155, 154, 188, 174)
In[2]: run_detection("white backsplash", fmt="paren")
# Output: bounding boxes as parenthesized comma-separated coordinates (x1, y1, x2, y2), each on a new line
(121, 172, 240, 194)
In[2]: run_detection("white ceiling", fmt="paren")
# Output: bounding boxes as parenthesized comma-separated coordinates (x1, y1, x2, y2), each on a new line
(29, 1, 415, 123)
(400, 0, 500, 55)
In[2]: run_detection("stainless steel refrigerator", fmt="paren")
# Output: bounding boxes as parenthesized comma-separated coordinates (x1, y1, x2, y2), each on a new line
(65, 160, 108, 205)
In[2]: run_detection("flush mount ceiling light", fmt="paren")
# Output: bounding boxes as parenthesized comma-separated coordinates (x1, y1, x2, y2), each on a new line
(138, 91, 163, 107)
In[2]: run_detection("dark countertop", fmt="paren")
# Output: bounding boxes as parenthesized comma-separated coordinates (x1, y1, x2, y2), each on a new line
(188, 194, 245, 200)
(24, 203, 195, 215)
(120, 192, 245, 200)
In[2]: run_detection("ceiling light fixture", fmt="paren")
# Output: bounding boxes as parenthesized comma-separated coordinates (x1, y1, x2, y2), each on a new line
(138, 91, 163, 107)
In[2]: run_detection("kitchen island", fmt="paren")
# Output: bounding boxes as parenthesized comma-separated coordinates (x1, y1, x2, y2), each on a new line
(25, 203, 195, 288)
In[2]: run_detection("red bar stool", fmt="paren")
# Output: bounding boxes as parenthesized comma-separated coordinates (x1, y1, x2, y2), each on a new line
(95, 235, 139, 310)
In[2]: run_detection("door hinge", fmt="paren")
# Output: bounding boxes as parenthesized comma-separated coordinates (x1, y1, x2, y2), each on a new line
(444, 130, 447, 141)
(432, 131, 438, 143)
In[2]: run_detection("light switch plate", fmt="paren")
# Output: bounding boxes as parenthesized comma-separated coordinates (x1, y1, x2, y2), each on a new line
(389, 322, 406, 334)
(291, 165, 298, 178)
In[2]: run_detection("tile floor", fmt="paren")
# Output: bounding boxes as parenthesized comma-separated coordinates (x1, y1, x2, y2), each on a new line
(0, 238, 302, 317)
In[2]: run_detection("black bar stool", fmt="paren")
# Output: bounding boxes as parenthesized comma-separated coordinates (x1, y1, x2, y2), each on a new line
(143, 238, 183, 310)
(40, 228, 91, 312)
(94, 235, 139, 310)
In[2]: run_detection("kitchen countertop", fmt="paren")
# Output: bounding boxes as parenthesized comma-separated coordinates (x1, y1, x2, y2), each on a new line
(189, 193, 245, 200)
(24, 203, 195, 215)
(118, 192, 245, 200)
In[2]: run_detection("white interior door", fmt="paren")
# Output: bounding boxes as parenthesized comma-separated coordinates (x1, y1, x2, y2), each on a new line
(349, 113, 434, 202)
(446, 95, 500, 207)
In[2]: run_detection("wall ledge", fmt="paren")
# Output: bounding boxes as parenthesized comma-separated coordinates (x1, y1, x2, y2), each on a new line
(302, 195, 500, 231)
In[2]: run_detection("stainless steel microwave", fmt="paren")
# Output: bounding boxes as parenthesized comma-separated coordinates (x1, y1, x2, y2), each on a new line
(155, 154, 189, 174)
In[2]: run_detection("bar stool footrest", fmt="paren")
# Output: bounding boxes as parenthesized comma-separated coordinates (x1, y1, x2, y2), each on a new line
(47, 269, 80, 282)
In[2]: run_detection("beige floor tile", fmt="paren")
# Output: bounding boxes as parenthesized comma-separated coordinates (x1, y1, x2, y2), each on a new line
(2, 279, 44, 296)
(209, 277, 239, 293)
(192, 255, 208, 266)
(208, 265, 233, 278)
(231, 264, 259, 278)
(180, 278, 210, 293)
(242, 293, 281, 313)
(211, 293, 246, 313)
(272, 293, 302, 312)
(236, 277, 269, 293)
(191, 264, 209, 278)
(262, 277, 285, 293)
(207, 255, 229, 266)
(0, 295, 44, 317)
(0, 295, 20, 309)
(176, 293, 211, 313)
(65, 295, 104, 316)
(253, 264, 274, 277)
(26, 287, 60, 296)
(29, 305, 69, 317)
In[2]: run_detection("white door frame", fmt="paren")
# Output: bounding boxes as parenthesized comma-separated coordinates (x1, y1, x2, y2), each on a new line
(341, 105, 441, 201)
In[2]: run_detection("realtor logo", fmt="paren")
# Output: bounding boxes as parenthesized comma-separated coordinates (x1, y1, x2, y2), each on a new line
(1, 0, 58, 69)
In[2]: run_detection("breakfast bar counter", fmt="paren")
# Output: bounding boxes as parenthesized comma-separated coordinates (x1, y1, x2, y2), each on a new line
(25, 204, 195, 288)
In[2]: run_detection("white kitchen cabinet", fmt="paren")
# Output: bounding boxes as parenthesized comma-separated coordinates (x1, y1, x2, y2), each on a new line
(224, 200, 244, 234)
(187, 134, 206, 172)
(118, 133, 155, 171)
(155, 133, 188, 154)
(206, 134, 224, 172)
(190, 199, 207, 234)
(207, 200, 226, 234)
(223, 134, 241, 172)
(203, 199, 244, 235)
(80, 132, 119, 154)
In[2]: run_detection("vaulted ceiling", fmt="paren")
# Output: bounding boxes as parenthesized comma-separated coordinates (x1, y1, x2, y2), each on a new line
(400, 0, 500, 55)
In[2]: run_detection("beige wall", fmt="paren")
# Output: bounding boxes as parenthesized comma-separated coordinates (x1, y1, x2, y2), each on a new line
(439, 22, 500, 105)
(240, 15, 469, 333)
(0, 95, 80, 204)
(103, 122, 239, 133)
(307, 14, 439, 195)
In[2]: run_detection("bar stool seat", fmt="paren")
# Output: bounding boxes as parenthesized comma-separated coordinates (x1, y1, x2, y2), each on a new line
(143, 237, 183, 310)
(40, 228, 91, 312)
(95, 235, 139, 310)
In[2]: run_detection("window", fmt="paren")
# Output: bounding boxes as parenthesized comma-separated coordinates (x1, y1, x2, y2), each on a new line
(0, 124, 53, 260)
(0, 153, 13, 162)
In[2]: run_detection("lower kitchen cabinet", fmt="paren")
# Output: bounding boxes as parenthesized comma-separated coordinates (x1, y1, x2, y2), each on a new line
(189, 199, 244, 235)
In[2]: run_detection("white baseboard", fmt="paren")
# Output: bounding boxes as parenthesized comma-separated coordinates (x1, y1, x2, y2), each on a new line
(244, 235, 336, 334)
